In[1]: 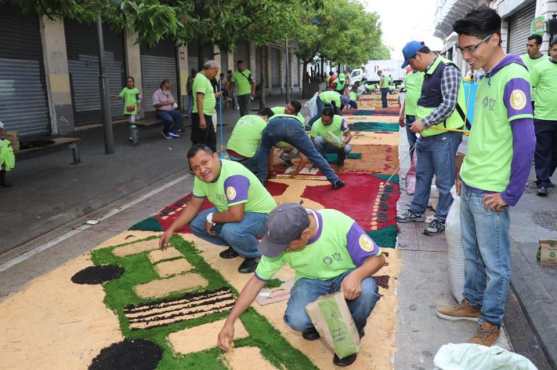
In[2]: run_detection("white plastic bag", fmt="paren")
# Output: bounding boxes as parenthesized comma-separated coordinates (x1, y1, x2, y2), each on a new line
(434, 343, 538, 370)
(445, 187, 465, 303)
(302, 92, 319, 122)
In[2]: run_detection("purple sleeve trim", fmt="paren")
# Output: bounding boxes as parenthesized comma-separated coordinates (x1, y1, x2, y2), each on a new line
(503, 78, 533, 119)
(501, 118, 536, 206)
(346, 223, 380, 266)
(223, 175, 250, 204)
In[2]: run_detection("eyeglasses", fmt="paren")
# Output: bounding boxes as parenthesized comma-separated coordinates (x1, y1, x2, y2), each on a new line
(457, 34, 492, 54)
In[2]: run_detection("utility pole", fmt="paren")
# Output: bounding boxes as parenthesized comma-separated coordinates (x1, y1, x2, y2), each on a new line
(96, 14, 115, 154)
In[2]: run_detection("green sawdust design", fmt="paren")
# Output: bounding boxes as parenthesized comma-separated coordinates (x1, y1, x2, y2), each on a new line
(129, 217, 163, 232)
(91, 235, 317, 370)
(350, 121, 399, 132)
(324, 152, 362, 163)
(369, 225, 398, 248)
(373, 173, 400, 184)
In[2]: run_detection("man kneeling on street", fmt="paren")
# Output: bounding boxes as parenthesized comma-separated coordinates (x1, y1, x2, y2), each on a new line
(160, 144, 277, 273)
(218, 203, 385, 367)
(311, 107, 353, 166)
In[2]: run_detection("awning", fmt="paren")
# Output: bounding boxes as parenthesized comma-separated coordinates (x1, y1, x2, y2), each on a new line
(434, 0, 482, 39)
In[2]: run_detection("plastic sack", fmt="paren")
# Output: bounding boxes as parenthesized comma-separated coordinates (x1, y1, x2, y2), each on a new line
(434, 343, 538, 370)
(302, 92, 319, 122)
(445, 187, 465, 303)
(306, 292, 360, 358)
(405, 150, 417, 195)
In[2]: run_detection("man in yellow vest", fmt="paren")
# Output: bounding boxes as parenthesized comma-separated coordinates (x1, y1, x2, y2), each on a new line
(396, 41, 466, 235)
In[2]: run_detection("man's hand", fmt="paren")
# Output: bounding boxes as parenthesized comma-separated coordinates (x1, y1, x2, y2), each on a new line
(159, 229, 174, 250)
(410, 120, 425, 133)
(483, 193, 507, 212)
(199, 115, 207, 129)
(205, 221, 216, 236)
(217, 322, 235, 352)
(455, 178, 462, 196)
(341, 271, 362, 300)
(399, 115, 405, 127)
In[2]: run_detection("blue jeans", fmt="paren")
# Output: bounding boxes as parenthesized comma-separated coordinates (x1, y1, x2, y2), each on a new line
(157, 110, 183, 134)
(284, 271, 380, 333)
(409, 132, 462, 221)
(380, 88, 389, 108)
(253, 117, 341, 185)
(461, 184, 511, 327)
(312, 136, 351, 158)
(189, 208, 267, 258)
(405, 115, 417, 158)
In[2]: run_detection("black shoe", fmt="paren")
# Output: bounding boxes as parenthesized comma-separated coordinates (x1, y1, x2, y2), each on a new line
(333, 353, 357, 367)
(238, 257, 259, 273)
(423, 218, 446, 236)
(332, 180, 345, 190)
(302, 327, 320, 341)
(219, 247, 239, 259)
(537, 186, 548, 197)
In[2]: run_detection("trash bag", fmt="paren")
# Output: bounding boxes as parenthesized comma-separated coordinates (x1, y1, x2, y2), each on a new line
(434, 343, 538, 370)
(302, 92, 319, 122)
(446, 187, 465, 303)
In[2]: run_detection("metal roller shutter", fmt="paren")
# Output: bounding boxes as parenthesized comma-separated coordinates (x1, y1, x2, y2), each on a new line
(65, 21, 126, 125)
(271, 48, 281, 95)
(0, 6, 50, 137)
(291, 54, 299, 89)
(507, 2, 536, 55)
(141, 40, 178, 113)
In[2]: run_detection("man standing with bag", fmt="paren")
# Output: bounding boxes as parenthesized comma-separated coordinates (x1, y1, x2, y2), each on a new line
(396, 40, 466, 235)
(232, 60, 255, 117)
(436, 7, 535, 346)
(217, 203, 385, 367)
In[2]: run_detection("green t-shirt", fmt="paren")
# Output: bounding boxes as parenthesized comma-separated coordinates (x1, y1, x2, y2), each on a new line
(271, 107, 305, 126)
(310, 115, 347, 147)
(380, 75, 391, 88)
(192, 72, 216, 115)
(119, 87, 140, 115)
(349, 91, 358, 101)
(403, 71, 424, 116)
(319, 91, 342, 108)
(193, 159, 276, 213)
(520, 54, 547, 101)
(255, 209, 381, 281)
(460, 60, 533, 192)
(227, 115, 267, 158)
(232, 69, 252, 96)
(531, 58, 557, 120)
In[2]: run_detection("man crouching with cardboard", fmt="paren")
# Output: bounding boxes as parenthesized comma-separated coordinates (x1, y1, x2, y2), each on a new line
(218, 203, 385, 367)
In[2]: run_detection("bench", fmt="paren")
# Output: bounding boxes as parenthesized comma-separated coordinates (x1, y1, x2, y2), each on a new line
(16, 137, 81, 164)
(128, 113, 188, 144)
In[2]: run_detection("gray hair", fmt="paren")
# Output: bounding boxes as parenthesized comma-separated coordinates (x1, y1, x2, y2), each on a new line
(203, 60, 219, 70)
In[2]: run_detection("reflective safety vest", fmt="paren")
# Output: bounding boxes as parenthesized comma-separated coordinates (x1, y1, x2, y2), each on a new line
(417, 56, 467, 137)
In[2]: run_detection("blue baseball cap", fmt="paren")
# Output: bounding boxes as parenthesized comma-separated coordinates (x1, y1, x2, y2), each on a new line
(401, 41, 425, 68)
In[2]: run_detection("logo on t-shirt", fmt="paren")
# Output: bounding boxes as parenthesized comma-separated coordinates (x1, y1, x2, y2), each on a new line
(510, 89, 527, 111)
(358, 234, 374, 252)
(226, 186, 237, 201)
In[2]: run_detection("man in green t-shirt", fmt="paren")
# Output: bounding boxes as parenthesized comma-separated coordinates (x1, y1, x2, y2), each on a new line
(530, 37, 557, 195)
(308, 88, 343, 127)
(379, 70, 391, 108)
(232, 60, 255, 117)
(218, 203, 385, 367)
(398, 68, 424, 158)
(521, 34, 547, 107)
(310, 107, 353, 166)
(436, 7, 536, 347)
(160, 144, 277, 273)
(226, 108, 274, 164)
(271, 103, 305, 125)
(192, 60, 220, 151)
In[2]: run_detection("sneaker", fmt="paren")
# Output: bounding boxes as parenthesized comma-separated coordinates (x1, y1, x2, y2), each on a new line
(161, 132, 172, 140)
(219, 247, 239, 259)
(436, 299, 481, 322)
(333, 353, 357, 367)
(332, 180, 345, 190)
(396, 210, 425, 223)
(238, 257, 259, 273)
(537, 186, 548, 197)
(468, 321, 500, 347)
(302, 327, 320, 341)
(424, 218, 445, 235)
(169, 132, 181, 138)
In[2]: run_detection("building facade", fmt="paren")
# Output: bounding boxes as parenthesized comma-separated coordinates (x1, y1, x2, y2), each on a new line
(0, 4, 303, 138)
(434, 0, 557, 71)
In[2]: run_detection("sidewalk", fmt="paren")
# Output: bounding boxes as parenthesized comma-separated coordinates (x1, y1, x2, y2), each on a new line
(0, 96, 293, 257)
